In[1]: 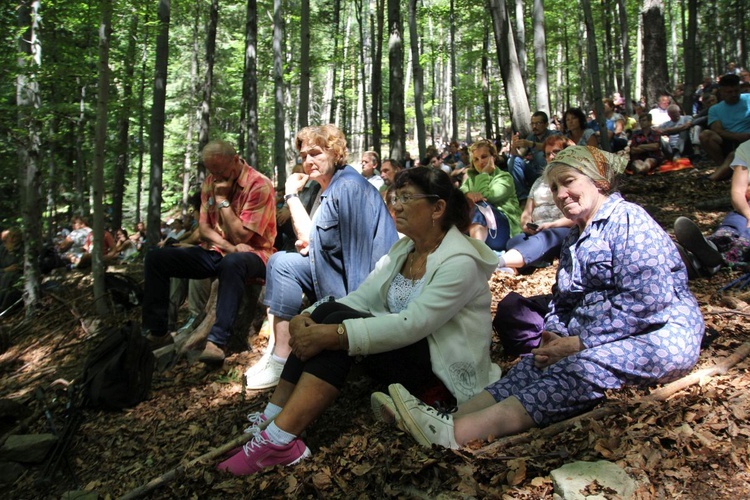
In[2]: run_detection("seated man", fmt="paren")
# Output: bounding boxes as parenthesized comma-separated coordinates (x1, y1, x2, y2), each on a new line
(508, 111, 560, 202)
(378, 158, 402, 196)
(57, 216, 93, 269)
(0, 228, 23, 310)
(656, 104, 694, 159)
(141, 140, 276, 363)
(700, 74, 750, 181)
(629, 114, 663, 174)
(648, 94, 672, 127)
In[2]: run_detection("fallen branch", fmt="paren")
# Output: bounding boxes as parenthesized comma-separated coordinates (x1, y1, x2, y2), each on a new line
(473, 341, 750, 457)
(118, 431, 252, 500)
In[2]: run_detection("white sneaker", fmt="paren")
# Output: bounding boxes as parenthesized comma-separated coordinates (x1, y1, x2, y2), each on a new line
(371, 392, 403, 429)
(389, 383, 459, 449)
(245, 354, 285, 390)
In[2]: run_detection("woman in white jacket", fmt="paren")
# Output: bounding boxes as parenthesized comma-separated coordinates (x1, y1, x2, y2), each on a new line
(218, 167, 501, 476)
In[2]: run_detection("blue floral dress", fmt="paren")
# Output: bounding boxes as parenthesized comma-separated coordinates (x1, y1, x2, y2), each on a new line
(486, 193, 705, 426)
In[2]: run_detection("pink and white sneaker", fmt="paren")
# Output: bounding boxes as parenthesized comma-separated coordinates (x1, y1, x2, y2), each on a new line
(217, 430, 311, 476)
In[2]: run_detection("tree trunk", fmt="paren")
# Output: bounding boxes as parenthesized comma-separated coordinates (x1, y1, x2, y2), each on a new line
(642, 0, 668, 107)
(240, 0, 258, 167)
(112, 12, 138, 232)
(408, 0, 426, 160)
(354, 0, 368, 150)
(532, 0, 550, 115)
(488, 0, 531, 136)
(92, 0, 113, 316)
(197, 0, 218, 179)
(147, 0, 171, 249)
(16, 0, 43, 315)
(581, 0, 609, 151)
(371, 0, 384, 156)
(449, 0, 458, 141)
(298, 0, 310, 130)
(136, 15, 150, 225)
(514, 0, 527, 83)
(682, 0, 698, 114)
(387, 0, 405, 162)
(617, 0, 632, 114)
(601, 0, 614, 96)
(481, 26, 494, 139)
(273, 0, 285, 187)
(328, 0, 341, 124)
(182, 5, 200, 215)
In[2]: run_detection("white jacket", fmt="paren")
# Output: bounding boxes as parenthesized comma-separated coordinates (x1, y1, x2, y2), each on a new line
(321, 226, 502, 403)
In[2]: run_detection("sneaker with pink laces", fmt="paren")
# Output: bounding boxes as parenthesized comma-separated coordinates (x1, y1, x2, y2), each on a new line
(216, 430, 311, 476)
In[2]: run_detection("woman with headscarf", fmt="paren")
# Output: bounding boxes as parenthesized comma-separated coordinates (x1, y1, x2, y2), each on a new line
(377, 146, 705, 448)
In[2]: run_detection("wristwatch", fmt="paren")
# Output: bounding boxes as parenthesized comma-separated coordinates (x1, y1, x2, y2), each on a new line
(284, 193, 299, 202)
(217, 200, 230, 209)
(337, 323, 346, 349)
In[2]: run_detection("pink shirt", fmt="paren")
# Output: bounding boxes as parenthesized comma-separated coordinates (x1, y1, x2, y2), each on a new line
(199, 160, 277, 264)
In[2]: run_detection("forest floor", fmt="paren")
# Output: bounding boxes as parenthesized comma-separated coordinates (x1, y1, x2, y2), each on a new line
(3, 161, 750, 499)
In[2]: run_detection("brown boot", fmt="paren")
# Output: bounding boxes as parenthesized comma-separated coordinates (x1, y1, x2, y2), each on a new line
(145, 332, 174, 350)
(199, 341, 226, 363)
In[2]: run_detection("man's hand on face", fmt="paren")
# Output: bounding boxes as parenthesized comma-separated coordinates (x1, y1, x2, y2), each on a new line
(213, 178, 234, 203)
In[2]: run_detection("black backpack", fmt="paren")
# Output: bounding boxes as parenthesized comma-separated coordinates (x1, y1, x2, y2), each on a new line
(104, 273, 143, 310)
(82, 322, 155, 410)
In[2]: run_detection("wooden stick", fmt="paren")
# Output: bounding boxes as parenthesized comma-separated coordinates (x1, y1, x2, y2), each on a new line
(473, 341, 750, 457)
(118, 432, 253, 500)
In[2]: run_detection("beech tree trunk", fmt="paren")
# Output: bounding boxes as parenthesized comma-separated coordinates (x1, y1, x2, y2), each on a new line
(682, 0, 698, 114)
(273, 0, 285, 186)
(532, 0, 550, 115)
(16, 0, 43, 314)
(387, 0, 405, 162)
(581, 0, 608, 151)
(617, 0, 632, 114)
(481, 25, 494, 139)
(488, 0, 531, 136)
(449, 0, 458, 141)
(408, 0, 426, 160)
(147, 0, 170, 249)
(514, 0, 527, 82)
(197, 0, 218, 179)
(298, 0, 310, 130)
(642, 0, 669, 107)
(240, 0, 258, 167)
(370, 1, 384, 157)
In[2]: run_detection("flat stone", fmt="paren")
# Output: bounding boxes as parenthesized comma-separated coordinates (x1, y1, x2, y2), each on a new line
(0, 461, 26, 485)
(0, 433, 58, 463)
(550, 460, 636, 500)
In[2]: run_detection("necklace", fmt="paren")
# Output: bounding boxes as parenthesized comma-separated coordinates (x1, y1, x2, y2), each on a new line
(408, 234, 445, 284)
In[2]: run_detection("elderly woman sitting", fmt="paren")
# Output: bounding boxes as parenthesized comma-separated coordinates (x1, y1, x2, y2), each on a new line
(218, 167, 501, 474)
(377, 146, 705, 448)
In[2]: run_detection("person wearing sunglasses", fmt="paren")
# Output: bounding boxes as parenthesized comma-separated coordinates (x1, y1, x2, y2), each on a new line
(218, 167, 501, 476)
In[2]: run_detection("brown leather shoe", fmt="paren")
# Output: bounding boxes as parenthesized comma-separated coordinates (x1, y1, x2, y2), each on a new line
(199, 341, 226, 363)
(145, 332, 174, 350)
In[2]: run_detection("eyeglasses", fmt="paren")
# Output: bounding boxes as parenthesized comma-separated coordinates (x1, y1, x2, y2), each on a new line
(390, 193, 439, 206)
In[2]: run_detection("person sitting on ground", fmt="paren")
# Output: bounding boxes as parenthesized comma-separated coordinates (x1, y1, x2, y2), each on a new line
(498, 136, 575, 275)
(217, 167, 502, 475)
(602, 98, 628, 152)
(563, 108, 598, 148)
(130, 221, 147, 251)
(649, 94, 672, 127)
(376, 146, 705, 450)
(57, 216, 92, 268)
(360, 150, 384, 190)
(0, 227, 23, 310)
(243, 124, 398, 390)
(460, 139, 522, 252)
(656, 104, 694, 159)
(629, 114, 664, 174)
(675, 139, 750, 277)
(104, 228, 138, 263)
(509, 111, 561, 202)
(700, 74, 750, 181)
(379, 158, 403, 197)
(141, 140, 277, 364)
(158, 218, 186, 247)
(429, 154, 452, 175)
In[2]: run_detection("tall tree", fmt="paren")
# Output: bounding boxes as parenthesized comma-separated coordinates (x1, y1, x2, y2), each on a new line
(481, 25, 494, 139)
(449, 0, 458, 141)
(240, 0, 258, 167)
(354, 0, 369, 149)
(408, 0, 426, 161)
(147, 0, 171, 249)
(327, 0, 342, 124)
(92, 0, 113, 315)
(298, 0, 310, 129)
(532, 0, 550, 114)
(370, 0, 384, 156)
(641, 0, 669, 107)
(387, 0, 405, 161)
(273, 0, 285, 187)
(182, 4, 200, 213)
(617, 0, 632, 114)
(514, 0, 527, 82)
(581, 0, 608, 151)
(112, 11, 138, 232)
(16, 0, 43, 314)
(197, 0, 219, 178)
(682, 0, 698, 114)
(488, 0, 531, 136)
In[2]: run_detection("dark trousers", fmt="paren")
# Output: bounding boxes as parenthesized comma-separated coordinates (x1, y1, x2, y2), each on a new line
(281, 301, 453, 406)
(142, 245, 265, 345)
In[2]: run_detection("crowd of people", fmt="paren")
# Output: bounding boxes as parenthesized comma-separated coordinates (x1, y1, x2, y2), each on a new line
(6, 66, 750, 479)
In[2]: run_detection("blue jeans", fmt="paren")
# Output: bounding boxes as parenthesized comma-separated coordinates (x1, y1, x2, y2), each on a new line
(506, 227, 571, 267)
(142, 246, 265, 346)
(263, 251, 318, 320)
(714, 211, 750, 239)
(509, 155, 544, 202)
